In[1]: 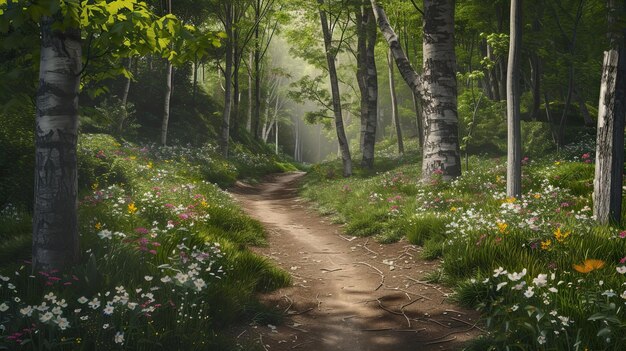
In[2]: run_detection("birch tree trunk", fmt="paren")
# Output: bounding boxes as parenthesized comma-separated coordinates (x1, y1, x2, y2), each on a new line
(420, 0, 461, 181)
(506, 0, 522, 198)
(388, 47, 404, 154)
(119, 58, 132, 134)
(319, 0, 352, 177)
(253, 1, 262, 139)
(161, 0, 173, 146)
(593, 0, 625, 225)
(33, 17, 81, 270)
(371, 0, 460, 181)
(594, 50, 625, 225)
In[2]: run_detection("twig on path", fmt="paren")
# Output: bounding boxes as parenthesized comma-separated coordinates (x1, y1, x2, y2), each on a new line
(358, 238, 379, 256)
(384, 287, 432, 301)
(377, 298, 411, 328)
(422, 322, 481, 344)
(400, 298, 423, 310)
(341, 315, 357, 321)
(237, 329, 247, 338)
(402, 275, 448, 295)
(362, 327, 393, 332)
(414, 318, 451, 329)
(355, 262, 385, 291)
(320, 268, 342, 273)
(449, 317, 486, 332)
(338, 234, 357, 241)
(423, 336, 457, 345)
(258, 334, 269, 351)
(292, 341, 313, 349)
(282, 295, 294, 314)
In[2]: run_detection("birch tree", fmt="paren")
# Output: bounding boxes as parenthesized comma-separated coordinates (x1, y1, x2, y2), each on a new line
(594, 0, 625, 224)
(506, 0, 522, 198)
(371, 0, 460, 181)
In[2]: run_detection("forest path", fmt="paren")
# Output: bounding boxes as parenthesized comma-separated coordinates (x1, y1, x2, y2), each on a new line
(229, 172, 481, 351)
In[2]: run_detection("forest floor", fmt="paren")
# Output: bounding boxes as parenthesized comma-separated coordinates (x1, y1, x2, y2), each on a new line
(229, 172, 482, 351)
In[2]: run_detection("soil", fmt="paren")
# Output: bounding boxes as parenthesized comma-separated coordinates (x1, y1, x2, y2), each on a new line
(229, 172, 482, 351)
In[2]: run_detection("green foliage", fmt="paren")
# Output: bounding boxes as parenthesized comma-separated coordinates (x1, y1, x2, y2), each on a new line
(0, 134, 293, 349)
(303, 134, 626, 349)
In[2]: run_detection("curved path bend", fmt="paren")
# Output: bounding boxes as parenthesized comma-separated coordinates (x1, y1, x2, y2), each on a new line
(230, 172, 480, 351)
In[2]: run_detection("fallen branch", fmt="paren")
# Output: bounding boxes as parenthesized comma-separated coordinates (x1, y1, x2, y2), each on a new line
(288, 307, 314, 315)
(338, 234, 357, 241)
(356, 262, 385, 291)
(384, 287, 432, 301)
(377, 298, 411, 328)
(292, 341, 313, 349)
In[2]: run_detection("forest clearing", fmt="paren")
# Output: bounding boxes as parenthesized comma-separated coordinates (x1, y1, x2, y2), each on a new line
(1, 0, 626, 350)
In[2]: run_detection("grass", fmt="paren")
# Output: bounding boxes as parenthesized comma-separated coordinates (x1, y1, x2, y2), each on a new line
(0, 133, 292, 350)
(301, 137, 626, 350)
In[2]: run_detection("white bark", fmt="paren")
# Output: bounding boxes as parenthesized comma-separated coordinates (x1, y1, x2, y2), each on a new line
(506, 0, 522, 198)
(33, 17, 81, 269)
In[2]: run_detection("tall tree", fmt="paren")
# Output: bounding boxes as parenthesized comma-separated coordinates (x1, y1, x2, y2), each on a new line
(319, 0, 352, 176)
(33, 16, 81, 269)
(506, 0, 522, 198)
(594, 0, 625, 224)
(371, 0, 461, 181)
(387, 47, 404, 154)
(355, 3, 379, 169)
(218, 2, 235, 156)
(161, 0, 173, 146)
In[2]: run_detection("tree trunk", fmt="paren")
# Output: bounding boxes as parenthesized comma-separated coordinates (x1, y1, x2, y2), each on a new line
(420, 0, 461, 181)
(192, 54, 198, 106)
(253, 1, 262, 140)
(412, 91, 424, 146)
(371, 0, 460, 181)
(220, 7, 234, 157)
(356, 5, 368, 154)
(594, 49, 625, 225)
(247, 51, 253, 132)
(119, 58, 132, 134)
(161, 0, 173, 146)
(362, 8, 378, 168)
(33, 17, 81, 270)
(232, 39, 241, 138)
(319, 0, 352, 177)
(507, 0, 522, 198)
(388, 47, 404, 154)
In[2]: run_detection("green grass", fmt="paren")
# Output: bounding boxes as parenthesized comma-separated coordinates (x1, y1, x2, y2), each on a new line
(0, 133, 293, 350)
(301, 137, 626, 350)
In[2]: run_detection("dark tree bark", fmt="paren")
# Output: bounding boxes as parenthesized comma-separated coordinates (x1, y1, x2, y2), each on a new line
(319, 0, 352, 177)
(356, 4, 379, 169)
(33, 17, 81, 270)
(507, 0, 522, 198)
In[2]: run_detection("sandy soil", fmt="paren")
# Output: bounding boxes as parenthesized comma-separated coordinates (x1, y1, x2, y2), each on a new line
(229, 172, 482, 351)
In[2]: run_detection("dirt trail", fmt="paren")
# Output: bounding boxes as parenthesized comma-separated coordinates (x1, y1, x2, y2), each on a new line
(229, 172, 481, 351)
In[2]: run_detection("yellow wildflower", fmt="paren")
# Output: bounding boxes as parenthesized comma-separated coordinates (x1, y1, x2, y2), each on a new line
(127, 202, 138, 214)
(496, 222, 508, 234)
(573, 259, 605, 273)
(91, 183, 99, 190)
(541, 239, 552, 251)
(201, 200, 208, 207)
(95, 222, 102, 230)
(533, 193, 541, 199)
(496, 175, 503, 183)
(505, 197, 516, 204)
(147, 162, 153, 169)
(554, 227, 571, 243)
(450, 207, 457, 212)
(130, 155, 137, 160)
(554, 161, 561, 165)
